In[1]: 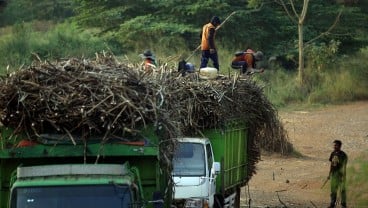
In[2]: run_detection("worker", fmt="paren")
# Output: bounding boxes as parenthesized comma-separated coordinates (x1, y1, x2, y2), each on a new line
(178, 60, 195, 76)
(231, 49, 264, 75)
(139, 49, 157, 72)
(327, 139, 348, 208)
(200, 16, 221, 71)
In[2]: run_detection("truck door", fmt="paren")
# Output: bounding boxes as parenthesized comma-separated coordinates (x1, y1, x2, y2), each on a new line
(206, 143, 216, 201)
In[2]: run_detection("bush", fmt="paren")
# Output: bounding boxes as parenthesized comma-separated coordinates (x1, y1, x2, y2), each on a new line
(0, 22, 118, 74)
(308, 49, 368, 103)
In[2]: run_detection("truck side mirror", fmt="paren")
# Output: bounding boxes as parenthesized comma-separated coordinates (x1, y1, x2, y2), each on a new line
(213, 162, 221, 174)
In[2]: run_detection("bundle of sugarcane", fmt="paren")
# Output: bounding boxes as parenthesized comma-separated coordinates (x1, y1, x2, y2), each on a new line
(0, 53, 292, 179)
(0, 55, 178, 142)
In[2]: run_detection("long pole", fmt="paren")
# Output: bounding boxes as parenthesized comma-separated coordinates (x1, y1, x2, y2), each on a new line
(321, 177, 329, 189)
(185, 11, 237, 62)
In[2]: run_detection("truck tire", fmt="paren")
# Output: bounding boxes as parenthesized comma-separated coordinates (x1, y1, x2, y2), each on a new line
(214, 194, 224, 208)
(234, 187, 241, 208)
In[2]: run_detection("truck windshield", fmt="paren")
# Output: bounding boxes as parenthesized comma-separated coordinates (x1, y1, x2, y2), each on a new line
(12, 185, 132, 208)
(173, 143, 205, 176)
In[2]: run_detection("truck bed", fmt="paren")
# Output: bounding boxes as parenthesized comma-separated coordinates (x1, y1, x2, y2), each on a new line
(204, 121, 248, 194)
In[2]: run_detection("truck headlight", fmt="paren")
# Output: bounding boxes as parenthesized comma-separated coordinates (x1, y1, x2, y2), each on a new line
(184, 198, 208, 208)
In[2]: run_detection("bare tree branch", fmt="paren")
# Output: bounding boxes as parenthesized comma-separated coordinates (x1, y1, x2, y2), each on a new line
(289, 0, 299, 19)
(275, 0, 298, 24)
(300, 0, 310, 24)
(305, 9, 343, 47)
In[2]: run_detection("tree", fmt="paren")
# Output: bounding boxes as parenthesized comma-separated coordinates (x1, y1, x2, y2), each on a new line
(274, 0, 345, 86)
(0, 0, 74, 26)
(71, 0, 367, 62)
(73, 0, 280, 53)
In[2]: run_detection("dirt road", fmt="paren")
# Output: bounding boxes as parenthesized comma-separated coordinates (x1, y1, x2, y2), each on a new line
(241, 101, 368, 207)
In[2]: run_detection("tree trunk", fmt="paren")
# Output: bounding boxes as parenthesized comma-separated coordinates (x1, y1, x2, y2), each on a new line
(298, 22, 304, 86)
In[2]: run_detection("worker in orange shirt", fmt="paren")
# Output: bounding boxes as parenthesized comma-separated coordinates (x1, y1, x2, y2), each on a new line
(231, 49, 264, 75)
(200, 16, 221, 71)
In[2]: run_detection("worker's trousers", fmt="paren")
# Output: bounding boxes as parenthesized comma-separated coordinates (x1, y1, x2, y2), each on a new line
(200, 50, 219, 70)
(330, 173, 346, 207)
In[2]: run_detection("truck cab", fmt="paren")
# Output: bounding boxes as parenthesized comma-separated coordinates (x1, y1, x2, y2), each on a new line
(10, 164, 140, 208)
(172, 138, 219, 208)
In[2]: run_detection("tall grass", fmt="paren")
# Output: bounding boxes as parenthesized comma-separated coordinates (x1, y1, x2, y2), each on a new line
(255, 69, 304, 107)
(255, 48, 368, 106)
(0, 22, 115, 73)
(347, 152, 368, 207)
(308, 49, 368, 103)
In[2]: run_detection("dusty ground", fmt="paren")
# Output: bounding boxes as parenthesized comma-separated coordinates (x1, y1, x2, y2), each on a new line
(241, 101, 368, 208)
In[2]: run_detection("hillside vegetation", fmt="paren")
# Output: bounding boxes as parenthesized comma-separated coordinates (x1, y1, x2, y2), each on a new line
(0, 0, 367, 105)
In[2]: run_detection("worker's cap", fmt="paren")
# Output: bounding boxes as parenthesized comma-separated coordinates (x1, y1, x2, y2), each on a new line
(139, 49, 155, 60)
(211, 16, 221, 25)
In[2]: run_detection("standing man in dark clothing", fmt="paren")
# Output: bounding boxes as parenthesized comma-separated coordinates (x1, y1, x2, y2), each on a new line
(200, 16, 221, 71)
(328, 140, 348, 208)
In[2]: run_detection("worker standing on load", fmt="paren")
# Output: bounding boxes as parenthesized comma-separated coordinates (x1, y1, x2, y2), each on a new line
(327, 139, 348, 208)
(139, 49, 157, 73)
(200, 16, 221, 71)
(231, 49, 264, 75)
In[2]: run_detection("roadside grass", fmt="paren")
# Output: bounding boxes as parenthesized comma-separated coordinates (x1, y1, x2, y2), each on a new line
(347, 152, 368, 207)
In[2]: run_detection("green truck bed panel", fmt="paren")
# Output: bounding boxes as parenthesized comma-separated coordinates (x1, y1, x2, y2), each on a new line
(0, 142, 158, 158)
(204, 122, 248, 193)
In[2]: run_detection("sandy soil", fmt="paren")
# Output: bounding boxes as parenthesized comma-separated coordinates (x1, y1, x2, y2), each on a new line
(241, 101, 368, 208)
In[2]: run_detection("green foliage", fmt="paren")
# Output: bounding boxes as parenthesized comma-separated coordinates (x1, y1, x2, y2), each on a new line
(0, 23, 32, 68)
(0, 22, 114, 73)
(0, 0, 367, 106)
(255, 47, 368, 106)
(255, 69, 305, 107)
(71, 0, 368, 65)
(347, 152, 368, 207)
(73, 0, 286, 52)
(0, 0, 75, 26)
(308, 48, 368, 103)
(305, 40, 340, 71)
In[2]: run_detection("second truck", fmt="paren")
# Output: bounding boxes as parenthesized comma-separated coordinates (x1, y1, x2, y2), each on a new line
(172, 121, 249, 208)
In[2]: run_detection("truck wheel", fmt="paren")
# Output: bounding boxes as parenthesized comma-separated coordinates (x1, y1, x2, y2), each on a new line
(234, 187, 241, 208)
(214, 194, 224, 208)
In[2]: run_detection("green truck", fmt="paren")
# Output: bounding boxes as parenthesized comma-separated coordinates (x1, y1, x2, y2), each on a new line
(0, 129, 172, 208)
(172, 121, 249, 208)
(1, 120, 251, 208)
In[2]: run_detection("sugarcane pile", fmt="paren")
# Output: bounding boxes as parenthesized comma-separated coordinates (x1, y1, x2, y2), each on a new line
(0, 53, 291, 179)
